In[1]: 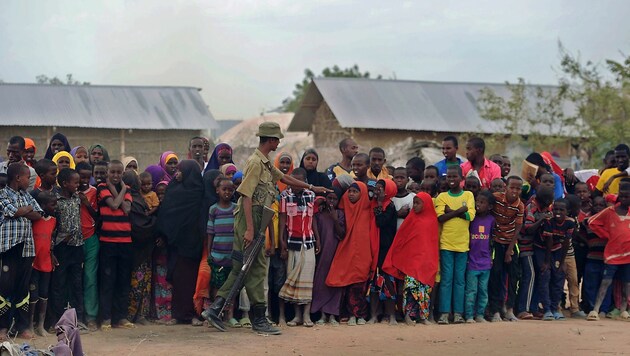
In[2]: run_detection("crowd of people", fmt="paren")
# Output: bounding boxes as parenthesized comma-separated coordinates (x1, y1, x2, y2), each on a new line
(0, 124, 629, 341)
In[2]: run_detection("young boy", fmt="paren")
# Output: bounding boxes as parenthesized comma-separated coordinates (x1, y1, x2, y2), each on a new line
(207, 178, 238, 325)
(30, 191, 57, 336)
(586, 181, 630, 321)
(423, 165, 439, 183)
(408, 181, 421, 194)
(367, 147, 392, 180)
(98, 160, 134, 330)
(92, 161, 108, 187)
(517, 186, 554, 319)
(465, 191, 495, 323)
(76, 162, 99, 330)
(490, 178, 506, 193)
(139, 171, 160, 216)
(435, 136, 462, 177)
(535, 199, 575, 320)
(278, 168, 318, 327)
(564, 195, 587, 317)
(50, 168, 86, 328)
(489, 176, 524, 322)
(435, 165, 476, 324)
(392, 167, 414, 229)
(406, 157, 425, 183)
(0, 163, 42, 339)
(464, 176, 481, 198)
(419, 179, 437, 198)
(31, 159, 59, 200)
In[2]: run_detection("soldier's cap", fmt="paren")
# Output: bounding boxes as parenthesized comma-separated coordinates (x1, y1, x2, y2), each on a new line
(255, 121, 284, 139)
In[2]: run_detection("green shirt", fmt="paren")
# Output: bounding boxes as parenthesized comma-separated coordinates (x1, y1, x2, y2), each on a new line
(237, 149, 284, 210)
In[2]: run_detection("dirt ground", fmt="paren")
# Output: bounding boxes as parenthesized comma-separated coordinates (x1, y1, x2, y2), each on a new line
(21, 317, 629, 355)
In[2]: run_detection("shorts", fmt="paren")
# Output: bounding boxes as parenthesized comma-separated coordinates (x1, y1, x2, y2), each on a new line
(602, 263, 630, 283)
(210, 263, 232, 289)
(29, 269, 51, 301)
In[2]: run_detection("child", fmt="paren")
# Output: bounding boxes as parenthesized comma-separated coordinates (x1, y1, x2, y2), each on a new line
(464, 191, 495, 323)
(490, 178, 506, 193)
(29, 191, 57, 336)
(423, 165, 439, 182)
(76, 162, 99, 331)
(139, 172, 160, 216)
(312, 189, 345, 326)
(464, 176, 482, 198)
(92, 161, 108, 187)
(155, 181, 168, 202)
(438, 176, 449, 194)
(564, 195, 587, 317)
(368, 179, 398, 325)
(535, 199, 574, 320)
(31, 159, 59, 200)
(435, 165, 476, 324)
(586, 181, 630, 321)
(435, 135, 462, 177)
(279, 168, 318, 327)
(517, 186, 554, 320)
(326, 182, 373, 326)
(489, 176, 524, 322)
(383, 192, 439, 325)
(50, 168, 86, 328)
(392, 167, 414, 229)
(407, 181, 421, 194)
(419, 179, 438, 198)
(98, 160, 134, 330)
(207, 178, 238, 326)
(0, 163, 43, 339)
(406, 157, 425, 183)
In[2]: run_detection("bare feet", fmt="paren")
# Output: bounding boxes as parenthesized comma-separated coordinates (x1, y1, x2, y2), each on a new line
(286, 318, 302, 327)
(389, 315, 398, 325)
(17, 329, 35, 339)
(404, 315, 415, 326)
(35, 324, 50, 337)
(0, 328, 7, 341)
(366, 317, 377, 325)
(277, 318, 287, 327)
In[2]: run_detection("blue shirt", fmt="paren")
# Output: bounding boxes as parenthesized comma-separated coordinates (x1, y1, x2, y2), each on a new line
(434, 157, 463, 177)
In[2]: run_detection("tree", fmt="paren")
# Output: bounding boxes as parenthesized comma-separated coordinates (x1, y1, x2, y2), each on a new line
(281, 64, 381, 112)
(36, 74, 90, 85)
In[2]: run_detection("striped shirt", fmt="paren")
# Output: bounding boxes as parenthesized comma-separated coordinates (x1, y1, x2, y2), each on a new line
(280, 188, 315, 251)
(491, 192, 524, 244)
(207, 203, 236, 267)
(0, 186, 43, 257)
(535, 218, 576, 252)
(519, 199, 551, 256)
(583, 221, 607, 261)
(97, 183, 132, 243)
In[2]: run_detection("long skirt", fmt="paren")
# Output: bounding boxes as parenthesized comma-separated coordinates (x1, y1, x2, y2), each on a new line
(170, 253, 200, 321)
(404, 276, 432, 320)
(128, 261, 152, 322)
(279, 246, 315, 304)
(151, 247, 172, 321)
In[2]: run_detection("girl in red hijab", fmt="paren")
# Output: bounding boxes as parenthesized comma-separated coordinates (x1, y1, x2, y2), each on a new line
(383, 192, 439, 325)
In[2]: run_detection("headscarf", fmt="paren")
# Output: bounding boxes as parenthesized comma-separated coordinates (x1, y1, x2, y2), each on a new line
(204, 143, 233, 174)
(371, 179, 398, 270)
(145, 165, 166, 191)
(232, 171, 243, 182)
(52, 151, 76, 172)
(45, 133, 71, 160)
(274, 152, 294, 193)
(219, 163, 237, 177)
(24, 138, 36, 154)
(299, 149, 332, 193)
(123, 171, 157, 269)
(88, 144, 110, 164)
(326, 182, 377, 287)
(70, 146, 88, 162)
(159, 151, 179, 183)
(122, 156, 139, 173)
(157, 160, 204, 259)
(382, 192, 439, 287)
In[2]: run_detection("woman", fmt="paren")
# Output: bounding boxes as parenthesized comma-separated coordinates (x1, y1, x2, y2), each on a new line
(88, 144, 110, 165)
(204, 143, 233, 174)
(70, 146, 89, 164)
(159, 151, 179, 184)
(44, 133, 71, 160)
(300, 149, 332, 195)
(123, 156, 139, 173)
(123, 171, 157, 325)
(157, 160, 205, 324)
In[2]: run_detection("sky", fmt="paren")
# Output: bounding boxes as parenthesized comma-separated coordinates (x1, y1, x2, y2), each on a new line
(1, 0, 629, 120)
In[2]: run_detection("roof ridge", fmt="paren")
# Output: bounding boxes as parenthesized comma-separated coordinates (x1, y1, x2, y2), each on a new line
(313, 77, 558, 88)
(0, 82, 202, 90)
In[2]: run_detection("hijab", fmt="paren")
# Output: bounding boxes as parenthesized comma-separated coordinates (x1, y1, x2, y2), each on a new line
(157, 160, 204, 259)
(232, 171, 243, 182)
(123, 171, 157, 268)
(52, 151, 76, 172)
(45, 133, 71, 160)
(326, 182, 377, 287)
(24, 138, 36, 154)
(88, 144, 110, 164)
(299, 149, 332, 193)
(274, 152, 294, 193)
(382, 192, 439, 287)
(145, 165, 166, 191)
(122, 156, 139, 173)
(70, 146, 88, 161)
(202, 169, 223, 221)
(219, 163, 237, 177)
(204, 143, 233, 174)
(159, 151, 179, 183)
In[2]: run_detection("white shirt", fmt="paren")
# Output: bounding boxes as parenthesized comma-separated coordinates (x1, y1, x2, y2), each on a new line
(392, 193, 415, 229)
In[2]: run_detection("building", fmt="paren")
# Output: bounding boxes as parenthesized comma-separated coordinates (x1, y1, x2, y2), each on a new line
(288, 78, 578, 167)
(0, 83, 217, 169)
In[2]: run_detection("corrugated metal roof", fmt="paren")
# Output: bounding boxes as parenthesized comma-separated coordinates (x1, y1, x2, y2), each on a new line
(0, 83, 217, 130)
(288, 78, 578, 135)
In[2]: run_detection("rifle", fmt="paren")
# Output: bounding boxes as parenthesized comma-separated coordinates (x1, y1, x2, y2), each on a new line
(217, 206, 275, 317)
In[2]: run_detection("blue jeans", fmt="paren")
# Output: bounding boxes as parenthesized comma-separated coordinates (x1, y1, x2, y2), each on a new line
(518, 254, 538, 313)
(583, 260, 612, 313)
(534, 248, 565, 313)
(439, 250, 468, 314)
(464, 269, 490, 319)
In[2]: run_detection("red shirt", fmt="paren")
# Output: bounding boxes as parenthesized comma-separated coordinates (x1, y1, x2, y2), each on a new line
(32, 216, 56, 272)
(588, 206, 630, 265)
(461, 158, 502, 189)
(97, 183, 132, 243)
(80, 186, 97, 239)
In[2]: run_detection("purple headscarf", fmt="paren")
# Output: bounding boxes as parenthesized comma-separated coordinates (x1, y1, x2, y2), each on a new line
(204, 143, 233, 174)
(145, 164, 166, 191)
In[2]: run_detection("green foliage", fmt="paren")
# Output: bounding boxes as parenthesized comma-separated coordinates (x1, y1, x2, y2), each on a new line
(36, 74, 90, 85)
(282, 64, 381, 112)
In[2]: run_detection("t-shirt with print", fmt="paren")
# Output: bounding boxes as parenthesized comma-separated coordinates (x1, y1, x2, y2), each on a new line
(435, 190, 476, 252)
(468, 214, 494, 271)
(207, 202, 236, 267)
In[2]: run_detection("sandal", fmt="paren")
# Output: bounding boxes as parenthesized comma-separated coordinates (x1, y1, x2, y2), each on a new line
(553, 311, 565, 320)
(517, 312, 533, 320)
(437, 314, 449, 325)
(330, 319, 340, 327)
(191, 318, 204, 327)
(347, 317, 357, 326)
(115, 319, 136, 329)
(303, 320, 314, 327)
(286, 320, 301, 327)
(587, 311, 599, 321)
(453, 313, 464, 324)
(316, 319, 326, 325)
(239, 317, 252, 328)
(228, 318, 242, 328)
(101, 320, 112, 331)
(620, 311, 630, 320)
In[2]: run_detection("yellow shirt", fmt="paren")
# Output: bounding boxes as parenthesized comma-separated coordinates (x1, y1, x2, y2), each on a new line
(435, 190, 476, 252)
(596, 167, 626, 195)
(350, 167, 393, 180)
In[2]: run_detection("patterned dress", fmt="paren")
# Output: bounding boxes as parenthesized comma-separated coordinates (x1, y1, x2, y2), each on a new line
(404, 276, 432, 320)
